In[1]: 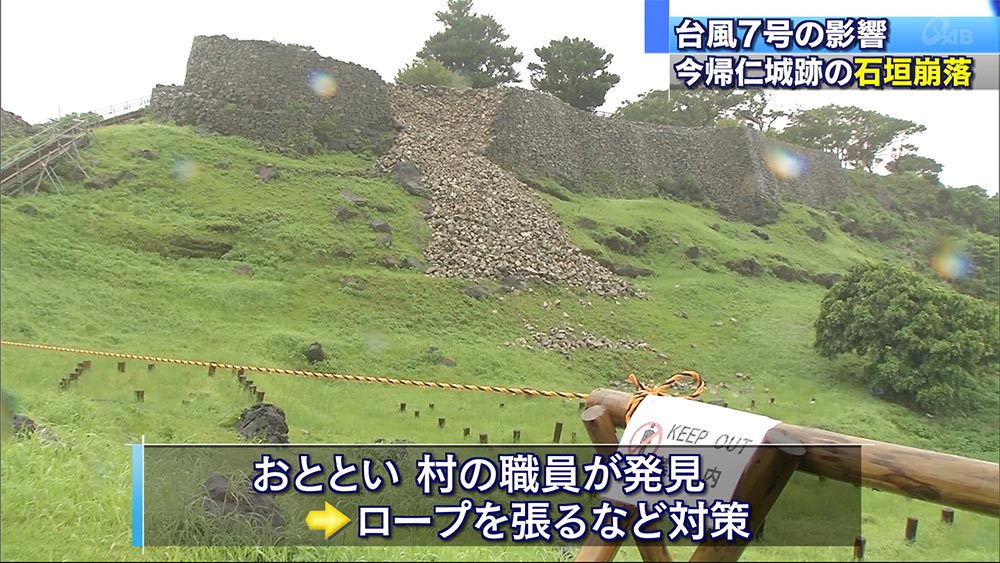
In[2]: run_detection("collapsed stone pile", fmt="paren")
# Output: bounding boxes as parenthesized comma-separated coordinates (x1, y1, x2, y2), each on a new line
(507, 323, 656, 356)
(378, 85, 638, 298)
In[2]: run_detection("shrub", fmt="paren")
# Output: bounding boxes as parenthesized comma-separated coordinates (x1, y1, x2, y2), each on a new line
(395, 59, 467, 88)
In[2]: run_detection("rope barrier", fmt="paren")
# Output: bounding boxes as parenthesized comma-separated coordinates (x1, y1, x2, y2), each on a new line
(0, 340, 705, 408)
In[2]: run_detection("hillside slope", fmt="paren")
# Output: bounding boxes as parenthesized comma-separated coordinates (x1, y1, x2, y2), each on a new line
(0, 122, 997, 562)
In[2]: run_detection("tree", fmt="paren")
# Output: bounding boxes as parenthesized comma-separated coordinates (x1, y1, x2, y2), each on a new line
(733, 90, 785, 132)
(886, 146, 943, 183)
(395, 58, 467, 88)
(615, 88, 747, 127)
(814, 263, 999, 413)
(780, 105, 926, 172)
(527, 37, 620, 111)
(417, 0, 523, 88)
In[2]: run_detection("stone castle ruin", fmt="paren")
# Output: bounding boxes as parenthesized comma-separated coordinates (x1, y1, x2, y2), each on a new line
(150, 35, 850, 296)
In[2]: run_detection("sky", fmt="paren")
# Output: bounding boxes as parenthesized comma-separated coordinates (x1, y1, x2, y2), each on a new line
(1, 0, 998, 194)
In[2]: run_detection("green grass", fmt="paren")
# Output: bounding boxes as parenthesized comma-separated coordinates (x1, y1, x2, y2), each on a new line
(1, 123, 997, 562)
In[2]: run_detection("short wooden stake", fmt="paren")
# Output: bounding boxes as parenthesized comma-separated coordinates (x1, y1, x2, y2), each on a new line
(479, 433, 488, 444)
(499, 402, 505, 408)
(579, 401, 585, 410)
(118, 361, 126, 373)
(429, 403, 435, 410)
(208, 366, 216, 376)
(941, 508, 954, 524)
(147, 363, 155, 372)
(400, 402, 407, 413)
(905, 517, 918, 542)
(513, 429, 521, 443)
(249, 385, 257, 395)
(414, 410, 420, 419)
(463, 427, 470, 438)
(853, 535, 866, 561)
(82, 360, 91, 370)
(256, 391, 265, 403)
(552, 421, 563, 443)
(438, 417, 446, 429)
(135, 390, 144, 402)
(571, 431, 577, 443)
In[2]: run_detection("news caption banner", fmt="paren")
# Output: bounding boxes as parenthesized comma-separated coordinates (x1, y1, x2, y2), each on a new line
(642, 5, 1000, 89)
(132, 399, 860, 548)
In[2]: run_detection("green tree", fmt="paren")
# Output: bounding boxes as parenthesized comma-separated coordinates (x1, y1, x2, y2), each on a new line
(615, 88, 747, 127)
(733, 89, 785, 132)
(527, 37, 620, 111)
(887, 153, 943, 183)
(417, 0, 523, 88)
(780, 105, 926, 172)
(949, 233, 1000, 302)
(814, 263, 999, 413)
(395, 58, 467, 88)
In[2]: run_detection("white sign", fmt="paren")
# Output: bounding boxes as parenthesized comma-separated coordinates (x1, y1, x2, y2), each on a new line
(603, 395, 781, 509)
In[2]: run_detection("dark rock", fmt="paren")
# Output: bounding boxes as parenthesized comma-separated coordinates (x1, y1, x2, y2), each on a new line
(254, 165, 279, 182)
(232, 263, 254, 276)
(371, 218, 392, 233)
(575, 217, 599, 230)
(169, 235, 232, 259)
(340, 276, 366, 291)
(751, 227, 770, 241)
(371, 202, 395, 213)
(771, 264, 803, 282)
(598, 234, 640, 256)
(85, 169, 135, 189)
(341, 189, 367, 206)
(725, 257, 763, 277)
(200, 472, 285, 530)
(391, 160, 432, 198)
(378, 233, 392, 248)
(613, 263, 655, 278)
(426, 346, 456, 367)
(841, 218, 859, 233)
(806, 226, 827, 242)
(811, 272, 843, 289)
(580, 247, 604, 259)
(303, 342, 326, 363)
(437, 356, 456, 367)
(334, 206, 357, 221)
(235, 403, 289, 443)
(131, 149, 158, 160)
(378, 256, 402, 269)
(710, 223, 721, 231)
(461, 285, 491, 299)
(685, 246, 702, 259)
(15, 204, 37, 216)
(11, 414, 59, 442)
(402, 256, 425, 271)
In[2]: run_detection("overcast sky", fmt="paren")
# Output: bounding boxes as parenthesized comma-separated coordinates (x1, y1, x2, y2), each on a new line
(2, 0, 997, 194)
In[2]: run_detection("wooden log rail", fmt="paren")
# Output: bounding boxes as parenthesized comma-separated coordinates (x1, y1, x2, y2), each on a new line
(586, 388, 1000, 518)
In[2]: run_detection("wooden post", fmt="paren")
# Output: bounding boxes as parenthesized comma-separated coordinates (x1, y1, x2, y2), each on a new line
(147, 363, 155, 372)
(553, 421, 564, 443)
(579, 401, 586, 410)
(208, 365, 216, 376)
(905, 517, 918, 542)
(118, 361, 126, 373)
(82, 360, 91, 370)
(237, 368, 245, 377)
(499, 402, 505, 408)
(249, 385, 257, 395)
(941, 508, 954, 524)
(438, 417, 446, 429)
(479, 433, 488, 444)
(571, 432, 577, 443)
(853, 535, 866, 561)
(576, 405, 673, 562)
(135, 390, 144, 402)
(513, 429, 521, 443)
(584, 387, 1000, 517)
(429, 403, 435, 410)
(414, 410, 420, 419)
(245, 380, 254, 388)
(463, 427, 470, 438)
(400, 402, 406, 413)
(689, 428, 806, 562)
(256, 391, 265, 403)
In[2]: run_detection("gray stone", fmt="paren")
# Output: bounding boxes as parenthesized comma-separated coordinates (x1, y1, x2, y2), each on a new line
(685, 246, 702, 259)
(461, 285, 491, 299)
(341, 189, 367, 206)
(334, 206, 357, 221)
(11, 414, 59, 443)
(751, 227, 770, 241)
(806, 226, 827, 242)
(235, 403, 289, 443)
(370, 218, 392, 233)
(15, 204, 37, 216)
(726, 257, 763, 277)
(402, 256, 425, 271)
(303, 342, 326, 363)
(811, 272, 843, 289)
(200, 472, 285, 530)
(232, 263, 254, 276)
(254, 165, 279, 182)
(575, 217, 599, 230)
(131, 149, 158, 160)
(391, 160, 432, 198)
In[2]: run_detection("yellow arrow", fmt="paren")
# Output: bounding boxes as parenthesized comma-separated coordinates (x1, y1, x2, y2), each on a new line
(305, 502, 351, 539)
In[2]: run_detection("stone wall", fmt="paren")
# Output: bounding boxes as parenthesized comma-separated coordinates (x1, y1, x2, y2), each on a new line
(488, 88, 848, 223)
(150, 35, 395, 154)
(1, 108, 34, 137)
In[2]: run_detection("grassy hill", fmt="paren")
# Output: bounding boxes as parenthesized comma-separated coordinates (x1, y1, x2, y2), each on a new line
(1, 121, 997, 562)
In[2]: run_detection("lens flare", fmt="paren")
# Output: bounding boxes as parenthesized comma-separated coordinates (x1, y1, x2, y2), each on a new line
(764, 146, 806, 180)
(363, 329, 388, 355)
(308, 71, 338, 99)
(930, 238, 972, 280)
(171, 159, 199, 182)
